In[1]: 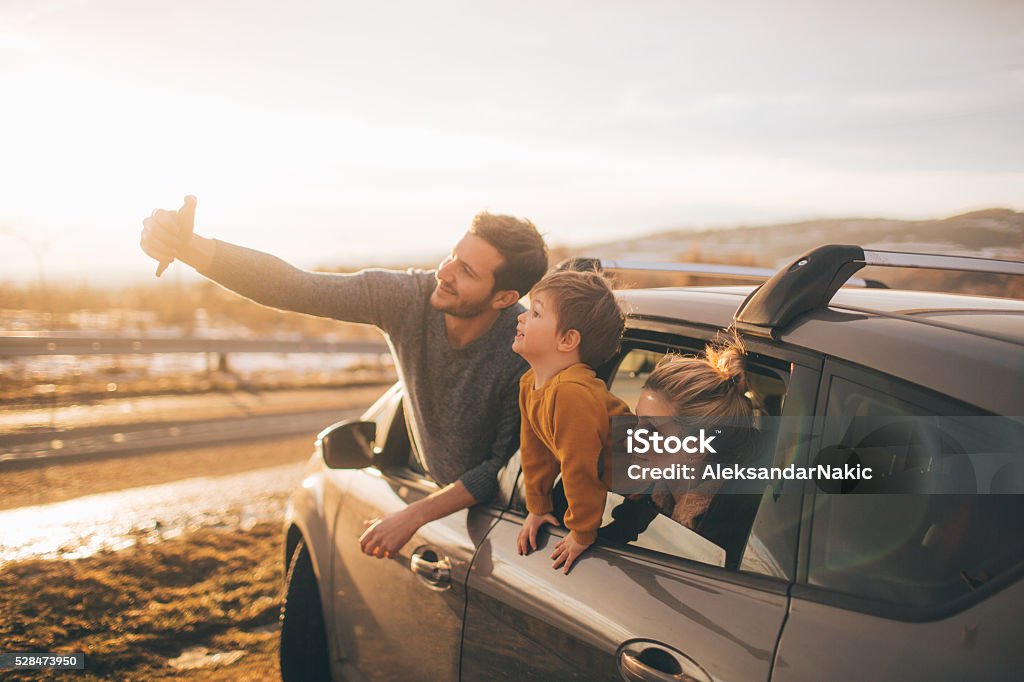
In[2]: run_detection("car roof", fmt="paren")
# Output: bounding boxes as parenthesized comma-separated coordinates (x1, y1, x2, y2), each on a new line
(616, 285, 1024, 414)
(621, 285, 1024, 343)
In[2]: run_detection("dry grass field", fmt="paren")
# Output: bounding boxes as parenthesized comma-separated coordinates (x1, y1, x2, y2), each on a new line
(0, 521, 285, 680)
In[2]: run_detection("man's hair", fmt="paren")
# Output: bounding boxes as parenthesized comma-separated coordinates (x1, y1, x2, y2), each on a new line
(531, 270, 624, 368)
(469, 212, 548, 298)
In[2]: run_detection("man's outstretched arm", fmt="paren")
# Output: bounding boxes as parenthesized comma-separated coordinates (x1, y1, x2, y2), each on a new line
(140, 197, 420, 331)
(358, 480, 478, 558)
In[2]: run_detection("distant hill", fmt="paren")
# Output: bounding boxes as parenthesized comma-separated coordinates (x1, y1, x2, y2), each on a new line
(553, 208, 1023, 297)
(563, 208, 1024, 268)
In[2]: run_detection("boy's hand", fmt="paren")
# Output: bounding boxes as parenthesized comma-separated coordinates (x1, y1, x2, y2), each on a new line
(551, 533, 592, 574)
(517, 512, 559, 555)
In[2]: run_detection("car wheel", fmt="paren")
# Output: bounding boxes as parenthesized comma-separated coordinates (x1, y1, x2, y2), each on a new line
(280, 538, 332, 682)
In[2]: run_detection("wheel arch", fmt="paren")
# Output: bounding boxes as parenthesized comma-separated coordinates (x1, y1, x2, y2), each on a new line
(285, 523, 305, 575)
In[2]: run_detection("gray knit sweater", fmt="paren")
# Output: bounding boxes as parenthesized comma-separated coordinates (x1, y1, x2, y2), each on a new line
(199, 240, 527, 503)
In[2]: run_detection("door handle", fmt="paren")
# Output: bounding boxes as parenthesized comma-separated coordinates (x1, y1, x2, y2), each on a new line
(618, 642, 711, 682)
(410, 548, 451, 589)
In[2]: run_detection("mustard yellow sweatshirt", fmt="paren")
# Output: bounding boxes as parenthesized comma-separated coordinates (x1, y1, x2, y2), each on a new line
(520, 363, 633, 544)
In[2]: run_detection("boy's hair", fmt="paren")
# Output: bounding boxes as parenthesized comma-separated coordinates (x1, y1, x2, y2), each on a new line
(531, 270, 624, 368)
(643, 336, 753, 419)
(469, 212, 548, 298)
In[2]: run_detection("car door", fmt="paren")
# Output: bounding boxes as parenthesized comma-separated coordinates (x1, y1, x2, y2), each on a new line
(461, 331, 820, 681)
(325, 387, 494, 681)
(773, 360, 1024, 680)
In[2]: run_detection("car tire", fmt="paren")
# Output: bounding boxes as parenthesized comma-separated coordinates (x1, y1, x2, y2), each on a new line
(280, 538, 332, 682)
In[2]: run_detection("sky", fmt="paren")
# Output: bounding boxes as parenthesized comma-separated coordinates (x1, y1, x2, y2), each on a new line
(1, 0, 1022, 283)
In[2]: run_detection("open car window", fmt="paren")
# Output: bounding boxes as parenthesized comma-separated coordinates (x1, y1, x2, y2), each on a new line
(508, 339, 806, 581)
(371, 390, 429, 479)
(604, 344, 796, 576)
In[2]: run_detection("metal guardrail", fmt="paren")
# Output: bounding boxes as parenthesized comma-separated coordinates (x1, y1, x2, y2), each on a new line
(0, 334, 389, 358)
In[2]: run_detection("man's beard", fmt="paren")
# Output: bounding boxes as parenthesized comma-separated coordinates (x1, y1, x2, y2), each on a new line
(432, 296, 491, 318)
(430, 286, 492, 318)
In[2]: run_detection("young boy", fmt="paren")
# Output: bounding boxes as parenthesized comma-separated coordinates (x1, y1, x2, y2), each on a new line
(512, 270, 632, 574)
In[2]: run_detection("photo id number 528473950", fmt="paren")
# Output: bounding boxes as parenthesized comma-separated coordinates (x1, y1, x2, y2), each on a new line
(0, 653, 86, 670)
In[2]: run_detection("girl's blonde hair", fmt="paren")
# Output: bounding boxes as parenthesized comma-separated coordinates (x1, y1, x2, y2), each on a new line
(643, 335, 753, 419)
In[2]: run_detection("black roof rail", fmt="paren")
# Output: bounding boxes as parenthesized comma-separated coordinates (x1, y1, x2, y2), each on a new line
(733, 245, 1024, 338)
(555, 257, 880, 287)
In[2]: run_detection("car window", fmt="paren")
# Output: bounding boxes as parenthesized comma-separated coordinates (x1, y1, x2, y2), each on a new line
(807, 372, 1024, 608)
(508, 340, 805, 581)
(493, 451, 522, 512)
(373, 393, 426, 476)
(607, 345, 798, 577)
(608, 348, 663, 409)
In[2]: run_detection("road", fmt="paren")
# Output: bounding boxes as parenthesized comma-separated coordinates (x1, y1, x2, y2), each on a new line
(0, 407, 363, 468)
(0, 385, 388, 469)
(0, 459, 306, 564)
(0, 386, 387, 561)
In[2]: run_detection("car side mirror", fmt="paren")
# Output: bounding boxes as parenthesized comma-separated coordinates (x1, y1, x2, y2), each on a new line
(318, 420, 376, 469)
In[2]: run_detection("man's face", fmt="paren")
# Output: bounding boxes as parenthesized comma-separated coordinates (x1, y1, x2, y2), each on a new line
(512, 291, 563, 361)
(430, 233, 506, 318)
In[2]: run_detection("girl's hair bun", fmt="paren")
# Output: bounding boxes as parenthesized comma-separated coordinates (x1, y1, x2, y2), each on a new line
(705, 339, 746, 387)
(642, 330, 751, 418)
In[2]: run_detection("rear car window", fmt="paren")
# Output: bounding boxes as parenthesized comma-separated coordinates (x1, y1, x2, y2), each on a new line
(808, 374, 1024, 608)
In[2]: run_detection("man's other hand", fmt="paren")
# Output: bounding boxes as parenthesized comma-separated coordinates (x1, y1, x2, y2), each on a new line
(359, 508, 422, 559)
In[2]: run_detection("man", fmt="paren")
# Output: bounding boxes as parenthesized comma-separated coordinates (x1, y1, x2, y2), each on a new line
(140, 197, 548, 558)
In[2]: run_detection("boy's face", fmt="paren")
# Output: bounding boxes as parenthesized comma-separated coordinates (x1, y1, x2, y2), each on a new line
(512, 291, 564, 362)
(431, 233, 506, 317)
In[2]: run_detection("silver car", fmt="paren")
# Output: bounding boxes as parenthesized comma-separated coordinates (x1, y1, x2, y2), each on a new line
(280, 245, 1024, 681)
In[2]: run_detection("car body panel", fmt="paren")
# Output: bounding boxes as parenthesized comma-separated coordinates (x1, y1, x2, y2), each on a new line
(327, 469, 492, 681)
(283, 452, 344, 600)
(617, 288, 746, 332)
(773, 579, 1024, 681)
(461, 518, 789, 681)
(783, 314, 1023, 415)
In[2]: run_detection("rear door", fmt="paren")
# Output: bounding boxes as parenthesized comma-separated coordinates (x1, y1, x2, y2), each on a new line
(461, 329, 820, 681)
(773, 361, 1024, 680)
(327, 390, 493, 681)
